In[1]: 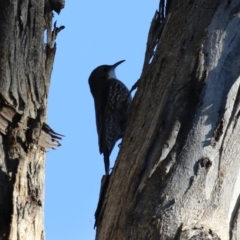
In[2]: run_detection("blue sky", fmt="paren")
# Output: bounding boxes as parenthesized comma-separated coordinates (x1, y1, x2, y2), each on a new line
(45, 1, 159, 239)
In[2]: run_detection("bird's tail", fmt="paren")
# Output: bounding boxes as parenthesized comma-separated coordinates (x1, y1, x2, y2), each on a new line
(103, 151, 110, 175)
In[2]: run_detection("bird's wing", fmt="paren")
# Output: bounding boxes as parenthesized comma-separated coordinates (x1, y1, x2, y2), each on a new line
(98, 79, 130, 155)
(94, 95, 107, 154)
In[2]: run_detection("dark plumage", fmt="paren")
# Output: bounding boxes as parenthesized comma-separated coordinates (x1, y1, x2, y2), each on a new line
(88, 60, 132, 175)
(49, 0, 65, 14)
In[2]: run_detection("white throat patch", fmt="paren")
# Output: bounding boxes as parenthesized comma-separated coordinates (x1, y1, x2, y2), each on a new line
(108, 68, 117, 79)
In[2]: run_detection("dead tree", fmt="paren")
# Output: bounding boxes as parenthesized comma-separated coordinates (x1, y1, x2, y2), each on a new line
(0, 1, 64, 239)
(95, 1, 240, 239)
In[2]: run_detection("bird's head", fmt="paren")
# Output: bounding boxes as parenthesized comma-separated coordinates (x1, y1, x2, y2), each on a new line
(89, 60, 125, 83)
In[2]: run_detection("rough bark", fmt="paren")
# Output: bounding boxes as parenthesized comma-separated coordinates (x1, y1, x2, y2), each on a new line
(0, 1, 64, 239)
(95, 1, 240, 239)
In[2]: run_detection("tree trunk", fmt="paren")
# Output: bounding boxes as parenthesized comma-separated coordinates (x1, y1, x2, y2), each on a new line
(95, 1, 240, 239)
(0, 1, 64, 239)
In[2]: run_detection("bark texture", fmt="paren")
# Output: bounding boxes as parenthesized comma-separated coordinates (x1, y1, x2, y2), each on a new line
(0, 1, 64, 239)
(96, 1, 240, 239)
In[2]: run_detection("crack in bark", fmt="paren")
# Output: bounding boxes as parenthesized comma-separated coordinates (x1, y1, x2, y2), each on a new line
(211, 118, 225, 147)
(173, 223, 183, 240)
(229, 193, 240, 240)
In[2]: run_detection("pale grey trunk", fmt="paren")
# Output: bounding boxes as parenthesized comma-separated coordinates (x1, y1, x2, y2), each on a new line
(96, 1, 240, 239)
(0, 1, 63, 239)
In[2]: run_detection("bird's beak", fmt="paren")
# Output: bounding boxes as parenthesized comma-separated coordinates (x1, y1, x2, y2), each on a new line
(111, 60, 125, 69)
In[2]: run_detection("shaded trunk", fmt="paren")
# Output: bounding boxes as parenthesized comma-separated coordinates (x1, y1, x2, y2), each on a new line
(96, 1, 240, 239)
(0, 1, 64, 239)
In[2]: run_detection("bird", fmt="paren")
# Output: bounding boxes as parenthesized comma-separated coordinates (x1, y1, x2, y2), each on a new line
(88, 60, 132, 175)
